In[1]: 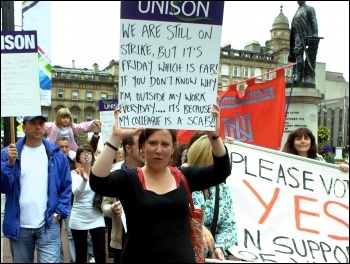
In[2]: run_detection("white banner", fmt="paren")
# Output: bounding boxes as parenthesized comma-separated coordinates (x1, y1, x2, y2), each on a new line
(22, 1, 52, 106)
(225, 141, 349, 263)
(118, 1, 225, 130)
(1, 31, 41, 117)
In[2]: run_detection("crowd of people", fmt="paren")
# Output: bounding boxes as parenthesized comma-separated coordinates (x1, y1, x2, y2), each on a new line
(1, 103, 348, 263)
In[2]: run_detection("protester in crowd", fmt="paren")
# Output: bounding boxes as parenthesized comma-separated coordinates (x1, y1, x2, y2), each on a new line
(174, 143, 187, 167)
(55, 136, 76, 263)
(102, 133, 144, 263)
(90, 100, 231, 263)
(186, 134, 237, 260)
(84, 131, 101, 155)
(1, 115, 72, 263)
(55, 136, 97, 263)
(116, 148, 125, 163)
(108, 141, 123, 170)
(56, 136, 76, 171)
(181, 130, 207, 167)
(181, 148, 188, 166)
(70, 144, 106, 263)
(282, 127, 349, 172)
(45, 107, 101, 151)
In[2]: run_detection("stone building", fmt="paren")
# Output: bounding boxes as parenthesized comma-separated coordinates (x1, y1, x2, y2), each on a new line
(43, 6, 348, 155)
(48, 61, 118, 144)
(218, 6, 293, 90)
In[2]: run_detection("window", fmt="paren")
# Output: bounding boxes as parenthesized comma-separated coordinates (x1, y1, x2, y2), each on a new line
(284, 67, 291, 77)
(86, 92, 92, 101)
(243, 67, 250, 78)
(72, 112, 78, 123)
(42, 111, 49, 121)
(233, 66, 240, 77)
(57, 91, 63, 99)
(86, 113, 93, 122)
(283, 53, 288, 64)
(72, 91, 78, 100)
(221, 78, 229, 89)
(221, 64, 229, 76)
(265, 69, 272, 80)
(85, 74, 94, 80)
(101, 93, 107, 100)
(254, 68, 262, 79)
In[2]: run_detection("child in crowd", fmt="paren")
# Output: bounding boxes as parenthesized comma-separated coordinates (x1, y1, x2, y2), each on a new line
(45, 108, 101, 151)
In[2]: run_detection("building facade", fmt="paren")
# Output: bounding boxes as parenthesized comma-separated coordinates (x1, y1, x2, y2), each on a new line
(43, 6, 348, 155)
(48, 61, 118, 144)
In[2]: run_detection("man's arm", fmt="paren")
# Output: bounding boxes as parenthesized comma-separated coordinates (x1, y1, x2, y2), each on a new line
(308, 6, 318, 36)
(55, 155, 72, 219)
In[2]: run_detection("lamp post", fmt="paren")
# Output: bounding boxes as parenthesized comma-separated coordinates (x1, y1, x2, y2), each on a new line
(1, 1, 16, 147)
(341, 96, 346, 148)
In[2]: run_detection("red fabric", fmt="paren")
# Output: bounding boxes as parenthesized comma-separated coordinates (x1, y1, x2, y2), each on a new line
(177, 130, 196, 145)
(218, 68, 286, 150)
(137, 167, 181, 190)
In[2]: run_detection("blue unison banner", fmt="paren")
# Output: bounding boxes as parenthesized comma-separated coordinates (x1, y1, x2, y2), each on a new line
(98, 99, 119, 112)
(121, 1, 224, 25)
(1, 31, 38, 54)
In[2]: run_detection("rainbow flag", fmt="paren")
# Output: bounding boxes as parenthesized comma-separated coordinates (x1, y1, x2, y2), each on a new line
(22, 1, 52, 106)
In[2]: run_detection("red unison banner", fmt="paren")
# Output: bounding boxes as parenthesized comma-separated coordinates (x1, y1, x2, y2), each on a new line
(178, 68, 286, 150)
(219, 68, 286, 150)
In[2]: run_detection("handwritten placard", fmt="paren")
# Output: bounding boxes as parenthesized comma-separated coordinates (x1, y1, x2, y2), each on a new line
(225, 142, 349, 263)
(98, 99, 118, 144)
(1, 31, 41, 117)
(118, 1, 224, 130)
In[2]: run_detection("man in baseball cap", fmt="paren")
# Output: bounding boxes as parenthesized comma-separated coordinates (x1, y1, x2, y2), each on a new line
(1, 113, 72, 263)
(23, 116, 47, 122)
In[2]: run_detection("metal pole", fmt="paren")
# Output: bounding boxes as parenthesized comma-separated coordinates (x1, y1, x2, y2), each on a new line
(1, 1, 16, 146)
(342, 96, 346, 148)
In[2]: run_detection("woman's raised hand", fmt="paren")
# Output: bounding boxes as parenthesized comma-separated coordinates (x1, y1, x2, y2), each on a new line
(206, 96, 221, 140)
(111, 108, 145, 139)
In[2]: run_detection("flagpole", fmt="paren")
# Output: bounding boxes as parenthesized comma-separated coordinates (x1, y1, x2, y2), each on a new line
(219, 62, 296, 89)
(1, 1, 16, 146)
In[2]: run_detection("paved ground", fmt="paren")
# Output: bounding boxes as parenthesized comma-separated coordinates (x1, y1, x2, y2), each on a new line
(1, 194, 113, 263)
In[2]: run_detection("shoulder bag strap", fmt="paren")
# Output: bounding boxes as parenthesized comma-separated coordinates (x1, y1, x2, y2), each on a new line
(170, 167, 195, 211)
(210, 185, 220, 237)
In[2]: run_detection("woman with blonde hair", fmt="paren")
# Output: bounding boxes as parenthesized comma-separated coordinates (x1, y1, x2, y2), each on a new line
(187, 135, 237, 261)
(45, 107, 101, 151)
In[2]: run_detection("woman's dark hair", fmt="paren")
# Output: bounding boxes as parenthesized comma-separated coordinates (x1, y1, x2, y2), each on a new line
(139, 129, 177, 152)
(282, 127, 317, 159)
(174, 143, 188, 167)
(75, 144, 95, 165)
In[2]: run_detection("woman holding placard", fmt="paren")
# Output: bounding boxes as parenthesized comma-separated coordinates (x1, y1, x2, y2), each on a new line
(89, 99, 231, 263)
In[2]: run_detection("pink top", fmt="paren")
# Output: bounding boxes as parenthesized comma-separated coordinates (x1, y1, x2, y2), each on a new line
(45, 120, 95, 151)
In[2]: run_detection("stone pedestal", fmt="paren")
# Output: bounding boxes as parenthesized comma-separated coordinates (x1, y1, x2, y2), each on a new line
(280, 84, 324, 149)
(335, 147, 343, 159)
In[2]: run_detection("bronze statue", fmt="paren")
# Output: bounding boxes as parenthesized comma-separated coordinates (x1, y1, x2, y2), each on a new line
(288, 1, 322, 84)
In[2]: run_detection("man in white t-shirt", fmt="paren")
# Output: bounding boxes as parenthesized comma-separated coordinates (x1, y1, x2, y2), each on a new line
(1, 116, 72, 263)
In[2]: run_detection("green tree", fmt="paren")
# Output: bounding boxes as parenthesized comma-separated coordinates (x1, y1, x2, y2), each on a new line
(318, 126, 331, 162)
